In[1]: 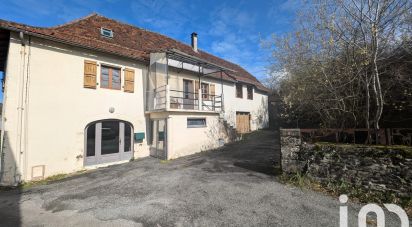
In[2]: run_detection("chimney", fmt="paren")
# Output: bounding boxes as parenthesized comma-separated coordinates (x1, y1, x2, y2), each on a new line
(191, 32, 198, 52)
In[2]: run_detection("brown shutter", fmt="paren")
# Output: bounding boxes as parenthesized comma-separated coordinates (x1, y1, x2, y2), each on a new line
(84, 60, 97, 89)
(194, 80, 200, 99)
(210, 84, 215, 100)
(124, 68, 135, 93)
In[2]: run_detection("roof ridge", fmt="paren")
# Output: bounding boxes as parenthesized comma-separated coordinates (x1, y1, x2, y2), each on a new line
(92, 14, 248, 73)
(0, 14, 268, 91)
(49, 13, 99, 28)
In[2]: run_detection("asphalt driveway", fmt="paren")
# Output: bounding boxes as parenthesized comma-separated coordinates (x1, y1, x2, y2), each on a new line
(0, 130, 402, 226)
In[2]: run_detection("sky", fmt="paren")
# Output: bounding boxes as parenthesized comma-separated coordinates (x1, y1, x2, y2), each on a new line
(0, 0, 300, 101)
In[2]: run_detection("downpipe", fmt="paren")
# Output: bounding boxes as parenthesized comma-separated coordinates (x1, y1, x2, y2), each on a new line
(15, 31, 30, 184)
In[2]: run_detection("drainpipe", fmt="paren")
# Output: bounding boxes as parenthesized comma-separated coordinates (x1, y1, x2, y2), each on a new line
(16, 32, 30, 184)
(23, 36, 31, 182)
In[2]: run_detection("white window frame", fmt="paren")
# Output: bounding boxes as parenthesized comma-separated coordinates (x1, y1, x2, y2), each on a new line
(187, 118, 207, 128)
(100, 28, 113, 38)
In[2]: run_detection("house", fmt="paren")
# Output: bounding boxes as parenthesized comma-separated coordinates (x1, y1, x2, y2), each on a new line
(0, 14, 269, 185)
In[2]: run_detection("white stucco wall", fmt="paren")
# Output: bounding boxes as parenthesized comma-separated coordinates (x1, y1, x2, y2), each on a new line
(167, 67, 269, 131)
(0, 32, 269, 185)
(167, 113, 222, 159)
(1, 33, 149, 184)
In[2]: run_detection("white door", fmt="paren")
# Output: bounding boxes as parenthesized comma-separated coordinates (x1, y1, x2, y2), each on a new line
(85, 120, 133, 166)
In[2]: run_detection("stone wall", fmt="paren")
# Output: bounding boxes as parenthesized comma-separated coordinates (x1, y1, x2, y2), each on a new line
(281, 129, 412, 197)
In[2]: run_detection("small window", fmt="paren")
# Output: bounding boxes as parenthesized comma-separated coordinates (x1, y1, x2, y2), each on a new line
(100, 28, 113, 38)
(236, 84, 243, 98)
(247, 85, 253, 100)
(201, 83, 209, 100)
(187, 118, 206, 128)
(100, 65, 121, 90)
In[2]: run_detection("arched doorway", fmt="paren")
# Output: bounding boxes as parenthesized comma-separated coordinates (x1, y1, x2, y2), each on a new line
(84, 120, 133, 166)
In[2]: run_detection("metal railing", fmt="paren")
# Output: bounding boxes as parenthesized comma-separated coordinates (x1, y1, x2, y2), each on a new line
(153, 85, 167, 110)
(169, 89, 200, 110)
(151, 86, 223, 112)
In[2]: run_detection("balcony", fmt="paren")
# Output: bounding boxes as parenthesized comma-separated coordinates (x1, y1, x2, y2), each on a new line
(147, 49, 233, 113)
(152, 85, 223, 112)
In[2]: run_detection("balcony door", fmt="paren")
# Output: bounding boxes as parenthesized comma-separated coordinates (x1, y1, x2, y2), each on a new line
(183, 79, 194, 109)
(85, 120, 133, 166)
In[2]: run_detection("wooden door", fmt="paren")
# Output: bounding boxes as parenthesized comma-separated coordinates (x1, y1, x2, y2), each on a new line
(236, 112, 250, 133)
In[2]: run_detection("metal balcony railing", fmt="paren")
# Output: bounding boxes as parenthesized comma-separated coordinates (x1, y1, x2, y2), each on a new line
(151, 85, 222, 112)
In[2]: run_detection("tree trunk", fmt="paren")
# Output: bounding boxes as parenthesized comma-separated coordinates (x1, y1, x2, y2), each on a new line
(365, 72, 371, 144)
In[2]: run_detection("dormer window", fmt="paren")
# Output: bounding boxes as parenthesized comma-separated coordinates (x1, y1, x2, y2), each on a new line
(100, 28, 113, 38)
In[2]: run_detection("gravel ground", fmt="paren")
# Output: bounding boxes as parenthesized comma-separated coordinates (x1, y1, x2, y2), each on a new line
(0, 130, 402, 226)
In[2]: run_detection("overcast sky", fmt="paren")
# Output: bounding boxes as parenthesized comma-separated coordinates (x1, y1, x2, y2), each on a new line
(0, 0, 300, 101)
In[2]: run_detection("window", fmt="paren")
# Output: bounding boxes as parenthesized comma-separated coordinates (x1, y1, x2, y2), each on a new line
(183, 79, 193, 99)
(201, 83, 209, 100)
(247, 85, 253, 100)
(100, 28, 113, 38)
(187, 118, 206, 128)
(236, 84, 243, 98)
(86, 124, 96, 157)
(124, 123, 132, 152)
(101, 121, 120, 155)
(101, 65, 121, 90)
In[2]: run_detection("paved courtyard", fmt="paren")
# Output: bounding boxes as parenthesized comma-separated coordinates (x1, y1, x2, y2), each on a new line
(0, 130, 401, 226)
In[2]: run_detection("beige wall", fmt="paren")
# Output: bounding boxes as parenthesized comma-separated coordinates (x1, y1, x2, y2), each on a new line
(1, 33, 149, 185)
(167, 67, 269, 130)
(167, 113, 222, 159)
(0, 32, 269, 185)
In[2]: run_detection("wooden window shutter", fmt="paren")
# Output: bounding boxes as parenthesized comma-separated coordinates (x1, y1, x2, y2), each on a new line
(210, 84, 215, 100)
(194, 80, 200, 99)
(124, 68, 135, 93)
(84, 60, 97, 89)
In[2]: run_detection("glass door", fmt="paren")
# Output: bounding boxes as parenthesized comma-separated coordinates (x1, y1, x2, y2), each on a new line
(85, 120, 133, 166)
(150, 119, 167, 159)
(183, 79, 194, 109)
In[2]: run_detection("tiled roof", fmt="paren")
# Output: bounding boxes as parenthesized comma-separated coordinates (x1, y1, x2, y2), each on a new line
(0, 13, 269, 92)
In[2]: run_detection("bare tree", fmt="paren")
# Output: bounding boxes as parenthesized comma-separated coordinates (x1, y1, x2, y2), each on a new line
(265, 0, 411, 140)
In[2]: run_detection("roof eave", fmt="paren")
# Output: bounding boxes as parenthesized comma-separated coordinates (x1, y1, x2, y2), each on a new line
(0, 24, 148, 64)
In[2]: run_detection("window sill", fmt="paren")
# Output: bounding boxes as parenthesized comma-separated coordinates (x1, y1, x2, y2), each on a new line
(100, 87, 121, 91)
(187, 125, 207, 128)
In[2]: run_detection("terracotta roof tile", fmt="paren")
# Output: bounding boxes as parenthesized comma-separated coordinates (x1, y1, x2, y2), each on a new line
(0, 13, 269, 92)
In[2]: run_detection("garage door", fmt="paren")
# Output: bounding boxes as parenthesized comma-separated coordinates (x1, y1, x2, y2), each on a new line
(236, 112, 250, 134)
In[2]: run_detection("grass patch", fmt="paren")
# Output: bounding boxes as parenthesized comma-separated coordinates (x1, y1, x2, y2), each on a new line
(160, 159, 171, 164)
(19, 173, 69, 189)
(0, 169, 90, 191)
(279, 172, 412, 217)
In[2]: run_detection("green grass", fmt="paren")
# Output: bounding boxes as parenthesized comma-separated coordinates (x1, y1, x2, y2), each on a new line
(1, 169, 89, 191)
(160, 159, 171, 164)
(279, 172, 412, 217)
(19, 173, 69, 189)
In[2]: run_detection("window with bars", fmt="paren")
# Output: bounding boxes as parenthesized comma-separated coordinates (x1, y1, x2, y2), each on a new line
(187, 118, 206, 128)
(247, 85, 253, 100)
(236, 84, 243, 98)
